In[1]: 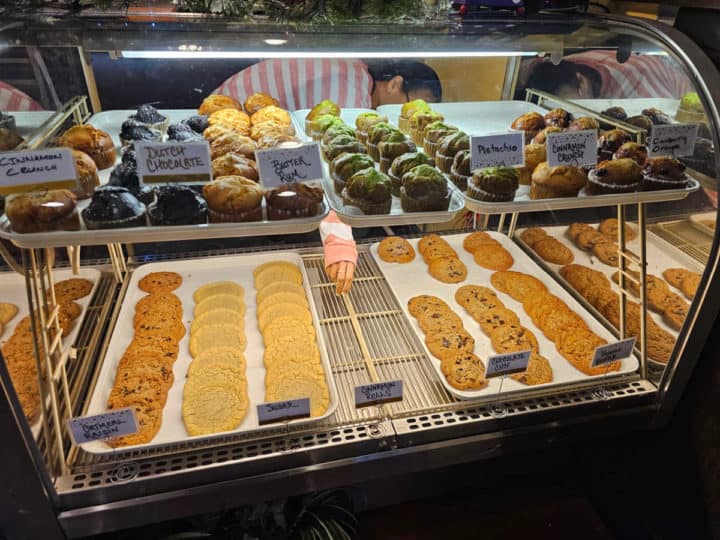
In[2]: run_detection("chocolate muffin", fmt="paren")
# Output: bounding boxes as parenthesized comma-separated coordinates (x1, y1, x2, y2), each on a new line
(467, 167, 520, 203)
(108, 161, 155, 205)
(625, 115, 653, 131)
(378, 132, 417, 174)
(613, 142, 648, 166)
(435, 131, 469, 174)
(167, 122, 203, 142)
(544, 108, 573, 129)
(449, 149, 471, 191)
(120, 119, 162, 146)
(400, 164, 450, 212)
(598, 129, 633, 161)
(82, 186, 147, 229)
(389, 152, 434, 196)
(265, 182, 324, 220)
(185, 115, 209, 134)
(322, 133, 366, 162)
(148, 184, 208, 225)
(602, 107, 627, 121)
(642, 157, 689, 191)
(330, 153, 376, 195)
(342, 168, 392, 214)
(641, 108, 670, 125)
(587, 158, 642, 195)
(131, 104, 167, 129)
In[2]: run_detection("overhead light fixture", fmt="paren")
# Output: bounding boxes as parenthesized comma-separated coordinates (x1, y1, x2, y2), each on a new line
(120, 50, 537, 59)
(264, 39, 288, 46)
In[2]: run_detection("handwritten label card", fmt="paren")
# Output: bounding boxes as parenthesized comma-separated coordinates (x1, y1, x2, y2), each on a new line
(485, 350, 532, 379)
(546, 129, 598, 168)
(470, 132, 525, 169)
(135, 141, 211, 184)
(648, 124, 698, 158)
(0, 148, 77, 195)
(68, 408, 138, 445)
(257, 398, 311, 425)
(255, 143, 323, 188)
(355, 380, 403, 407)
(591, 337, 636, 368)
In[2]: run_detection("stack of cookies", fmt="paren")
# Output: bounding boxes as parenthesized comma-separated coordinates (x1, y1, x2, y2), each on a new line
(567, 219, 637, 268)
(183, 280, 249, 436)
(108, 272, 184, 447)
(254, 261, 329, 417)
(407, 294, 487, 391)
(462, 231, 514, 271)
(519, 227, 574, 265)
(663, 268, 700, 301)
(611, 270, 689, 331)
(455, 284, 553, 386)
(417, 234, 467, 284)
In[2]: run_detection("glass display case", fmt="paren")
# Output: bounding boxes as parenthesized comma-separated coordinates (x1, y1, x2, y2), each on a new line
(1, 10, 719, 538)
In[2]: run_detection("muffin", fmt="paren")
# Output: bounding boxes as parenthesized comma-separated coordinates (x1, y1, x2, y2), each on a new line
(203, 176, 264, 222)
(330, 153, 376, 195)
(305, 99, 341, 136)
(250, 121, 296, 142)
(467, 167, 520, 203)
(72, 150, 99, 199)
(323, 134, 366, 162)
(449, 149, 471, 191)
(185, 115, 209, 134)
(398, 99, 430, 133)
(409, 111, 443, 145)
(251, 106, 291, 128)
(435, 131, 469, 174)
(568, 117, 600, 132)
(531, 126, 563, 145)
(58, 125, 116, 169)
(6, 189, 80, 233)
(265, 182, 324, 220)
(209, 132, 257, 160)
(208, 109, 251, 136)
(321, 123, 356, 147)
(0, 110, 22, 151)
(244, 93, 280, 115)
(130, 104, 168, 133)
(378, 132, 417, 173)
(613, 142, 648, 166)
(602, 107, 627, 121)
(212, 153, 258, 182)
(306, 114, 345, 141)
(198, 95, 242, 116)
(120, 119, 163, 146)
(423, 121, 458, 160)
(389, 152, 434, 196)
(355, 112, 387, 145)
(366, 122, 397, 162)
(148, 184, 208, 225)
(400, 164, 450, 212)
(544, 108, 573, 128)
(108, 162, 154, 205)
(167, 123, 203, 142)
(518, 143, 547, 186)
(642, 108, 671, 125)
(511, 112, 545, 142)
(641, 157, 688, 191)
(625, 115, 653, 131)
(203, 124, 235, 143)
(530, 162, 587, 199)
(342, 168, 393, 214)
(587, 159, 642, 195)
(676, 92, 705, 124)
(598, 129, 633, 161)
(81, 186, 147, 229)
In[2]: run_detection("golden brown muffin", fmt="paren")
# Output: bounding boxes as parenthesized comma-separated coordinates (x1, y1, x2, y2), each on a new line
(250, 105, 292, 127)
(544, 108, 573, 128)
(518, 143, 547, 185)
(209, 132, 257, 160)
(71, 150, 99, 199)
(211, 153, 259, 181)
(587, 158, 642, 195)
(207, 109, 251, 136)
(244, 93, 280, 115)
(511, 112, 545, 139)
(198, 94, 243, 116)
(531, 126, 563, 145)
(530, 162, 587, 199)
(202, 176, 263, 222)
(613, 142, 648, 166)
(250, 121, 296, 141)
(58, 125, 116, 169)
(568, 116, 600, 131)
(6, 190, 79, 233)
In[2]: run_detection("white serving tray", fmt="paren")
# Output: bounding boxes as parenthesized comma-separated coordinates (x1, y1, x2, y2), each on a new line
(571, 99, 681, 121)
(293, 108, 375, 141)
(688, 211, 716, 237)
(81, 251, 338, 454)
(369, 231, 638, 401)
(12, 111, 54, 140)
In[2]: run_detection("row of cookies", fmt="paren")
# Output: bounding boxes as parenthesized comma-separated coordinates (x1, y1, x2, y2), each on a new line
(454, 284, 553, 386)
(183, 280, 249, 437)
(107, 272, 184, 447)
(254, 261, 329, 418)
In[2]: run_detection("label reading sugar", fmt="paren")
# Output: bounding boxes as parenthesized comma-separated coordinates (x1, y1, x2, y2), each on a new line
(591, 337, 636, 368)
(546, 129, 598, 168)
(257, 398, 311, 425)
(255, 143, 323, 189)
(648, 124, 698, 158)
(485, 350, 532, 379)
(0, 148, 77, 195)
(470, 132, 525, 169)
(354, 380, 403, 407)
(67, 408, 138, 444)
(135, 141, 212, 183)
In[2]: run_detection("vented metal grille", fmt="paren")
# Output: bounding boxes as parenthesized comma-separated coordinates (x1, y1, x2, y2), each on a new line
(649, 221, 712, 263)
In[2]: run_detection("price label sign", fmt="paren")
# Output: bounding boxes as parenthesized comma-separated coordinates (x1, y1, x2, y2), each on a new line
(648, 124, 698, 158)
(354, 380, 403, 407)
(546, 129, 598, 168)
(591, 337, 636, 368)
(485, 350, 532, 379)
(256, 142, 324, 189)
(135, 141, 212, 184)
(470, 132, 525, 169)
(0, 148, 77, 195)
(67, 408, 138, 444)
(257, 398, 311, 425)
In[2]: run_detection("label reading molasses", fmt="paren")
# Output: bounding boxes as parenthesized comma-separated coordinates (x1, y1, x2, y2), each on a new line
(485, 350, 531, 379)
(470, 132, 525, 170)
(591, 337, 636, 368)
(136, 141, 212, 184)
(546, 130, 598, 168)
(67, 408, 138, 444)
(0, 148, 77, 195)
(648, 124, 698, 158)
(256, 143, 323, 189)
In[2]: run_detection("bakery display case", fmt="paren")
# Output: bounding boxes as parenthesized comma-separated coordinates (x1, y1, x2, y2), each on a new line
(1, 10, 719, 539)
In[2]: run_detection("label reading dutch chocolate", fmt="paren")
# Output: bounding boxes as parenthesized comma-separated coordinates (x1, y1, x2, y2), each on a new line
(355, 380, 403, 407)
(135, 141, 212, 184)
(257, 398, 311, 424)
(485, 350, 532, 379)
(68, 408, 138, 444)
(591, 337, 636, 368)
(0, 148, 77, 195)
(648, 124, 698, 158)
(546, 129, 598, 168)
(256, 143, 323, 189)
(470, 132, 525, 169)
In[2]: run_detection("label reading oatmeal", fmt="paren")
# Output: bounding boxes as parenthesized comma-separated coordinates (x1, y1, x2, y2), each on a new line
(257, 398, 311, 424)
(546, 129, 598, 168)
(591, 337, 636, 368)
(485, 350, 531, 378)
(68, 408, 138, 444)
(354, 380, 403, 407)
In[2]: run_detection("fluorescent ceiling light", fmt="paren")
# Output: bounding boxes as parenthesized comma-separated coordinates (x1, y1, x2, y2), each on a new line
(121, 50, 536, 59)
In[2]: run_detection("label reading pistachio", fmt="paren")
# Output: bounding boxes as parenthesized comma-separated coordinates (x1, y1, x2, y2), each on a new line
(470, 132, 525, 169)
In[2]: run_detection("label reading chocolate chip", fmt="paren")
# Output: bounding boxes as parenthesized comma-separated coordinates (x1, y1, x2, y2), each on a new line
(0, 148, 77, 195)
(256, 143, 324, 189)
(485, 350, 531, 378)
(68, 408, 138, 444)
(136, 141, 212, 184)
(546, 130, 598, 168)
(470, 132, 525, 169)
(648, 124, 698, 158)
(591, 337, 636, 368)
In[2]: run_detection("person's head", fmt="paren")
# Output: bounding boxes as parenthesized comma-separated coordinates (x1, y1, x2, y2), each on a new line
(518, 60, 601, 100)
(366, 60, 442, 107)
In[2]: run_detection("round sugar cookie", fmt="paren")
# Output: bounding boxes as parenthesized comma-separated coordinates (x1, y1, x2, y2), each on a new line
(256, 281, 305, 306)
(254, 263, 303, 290)
(193, 281, 244, 304)
(187, 348, 247, 378)
(257, 291, 308, 318)
(265, 369, 329, 417)
(191, 309, 244, 336)
(194, 294, 246, 318)
(189, 324, 247, 357)
(183, 380, 248, 436)
(258, 302, 312, 331)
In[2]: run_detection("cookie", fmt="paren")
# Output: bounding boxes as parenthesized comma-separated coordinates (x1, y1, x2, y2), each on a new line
(532, 237, 574, 265)
(133, 304, 182, 328)
(519, 227, 548, 247)
(263, 342, 321, 371)
(378, 236, 416, 263)
(418, 234, 451, 256)
(661, 293, 688, 330)
(193, 281, 244, 304)
(256, 281, 306, 307)
(472, 243, 514, 271)
(417, 307, 464, 334)
(560, 264, 611, 293)
(476, 307, 521, 335)
(556, 329, 616, 376)
(136, 292, 182, 313)
(592, 242, 619, 267)
(425, 329, 475, 359)
(598, 218, 637, 241)
(539, 307, 588, 341)
(0, 302, 18, 324)
(187, 348, 247, 378)
(138, 272, 182, 293)
(189, 324, 247, 357)
(134, 313, 186, 341)
(50, 278, 93, 302)
(646, 328, 675, 364)
(681, 273, 700, 300)
(422, 244, 458, 263)
(265, 369, 329, 417)
(108, 402, 162, 447)
(258, 302, 312, 331)
(490, 324, 539, 354)
(257, 291, 308, 318)
(254, 262, 303, 291)
(511, 353, 553, 386)
(253, 260, 301, 279)
(191, 308, 244, 336)
(490, 271, 547, 303)
(60, 301, 82, 321)
(440, 352, 488, 391)
(107, 371, 169, 409)
(575, 230, 609, 251)
(124, 339, 178, 365)
(264, 363, 326, 389)
(408, 295, 450, 318)
(428, 257, 467, 284)
(262, 316, 316, 343)
(183, 380, 248, 436)
(662, 268, 692, 290)
(463, 231, 497, 253)
(194, 294, 246, 318)
(567, 222, 595, 242)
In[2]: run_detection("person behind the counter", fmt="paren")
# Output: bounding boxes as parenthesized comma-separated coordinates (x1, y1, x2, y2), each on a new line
(0, 80, 44, 111)
(213, 58, 442, 110)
